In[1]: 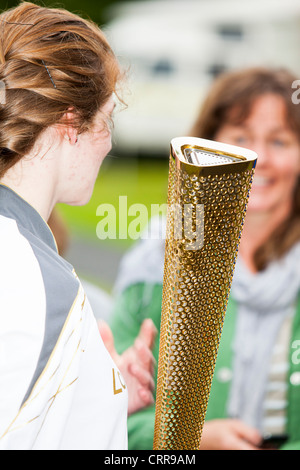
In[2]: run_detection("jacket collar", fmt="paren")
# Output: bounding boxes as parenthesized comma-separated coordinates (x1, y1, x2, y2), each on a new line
(0, 184, 58, 252)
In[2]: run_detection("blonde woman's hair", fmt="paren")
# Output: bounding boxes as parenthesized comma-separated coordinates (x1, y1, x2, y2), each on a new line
(0, 1, 121, 177)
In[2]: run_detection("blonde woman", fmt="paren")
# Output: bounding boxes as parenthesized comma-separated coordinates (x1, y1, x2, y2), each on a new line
(0, 2, 155, 450)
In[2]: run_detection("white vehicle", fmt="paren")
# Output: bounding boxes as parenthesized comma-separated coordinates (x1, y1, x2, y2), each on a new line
(105, 0, 300, 155)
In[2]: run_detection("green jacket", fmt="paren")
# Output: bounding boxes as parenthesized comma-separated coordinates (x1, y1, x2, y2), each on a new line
(110, 283, 300, 450)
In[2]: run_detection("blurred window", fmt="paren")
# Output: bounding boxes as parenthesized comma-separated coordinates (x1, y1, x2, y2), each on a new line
(217, 25, 244, 40)
(152, 59, 175, 76)
(207, 64, 227, 78)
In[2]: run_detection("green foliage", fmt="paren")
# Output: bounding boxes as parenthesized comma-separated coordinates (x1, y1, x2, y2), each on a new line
(1, 0, 122, 25)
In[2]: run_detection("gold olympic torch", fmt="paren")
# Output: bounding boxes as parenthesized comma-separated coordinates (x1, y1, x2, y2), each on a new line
(153, 137, 257, 450)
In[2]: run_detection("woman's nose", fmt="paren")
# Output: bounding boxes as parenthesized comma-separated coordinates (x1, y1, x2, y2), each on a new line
(249, 141, 269, 168)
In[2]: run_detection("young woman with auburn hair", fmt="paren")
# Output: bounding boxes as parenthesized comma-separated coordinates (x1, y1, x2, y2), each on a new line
(0, 2, 156, 450)
(110, 67, 300, 450)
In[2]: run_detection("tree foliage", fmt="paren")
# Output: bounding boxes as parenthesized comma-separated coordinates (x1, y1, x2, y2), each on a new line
(1, 0, 126, 26)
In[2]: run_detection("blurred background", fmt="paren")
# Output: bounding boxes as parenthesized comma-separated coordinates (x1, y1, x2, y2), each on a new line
(3, 0, 300, 296)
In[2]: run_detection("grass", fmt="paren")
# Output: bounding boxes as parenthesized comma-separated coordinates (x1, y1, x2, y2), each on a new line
(57, 155, 169, 250)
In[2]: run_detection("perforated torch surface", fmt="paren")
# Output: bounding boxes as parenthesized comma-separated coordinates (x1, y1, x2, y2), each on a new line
(153, 153, 255, 450)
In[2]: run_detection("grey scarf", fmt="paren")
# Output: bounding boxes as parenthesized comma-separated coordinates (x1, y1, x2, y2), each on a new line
(228, 242, 300, 431)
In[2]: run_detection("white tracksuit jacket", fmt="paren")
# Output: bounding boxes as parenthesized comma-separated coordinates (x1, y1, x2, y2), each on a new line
(0, 184, 128, 450)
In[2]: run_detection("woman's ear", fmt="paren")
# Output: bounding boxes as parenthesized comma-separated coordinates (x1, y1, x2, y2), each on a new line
(58, 110, 78, 145)
(65, 112, 79, 145)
